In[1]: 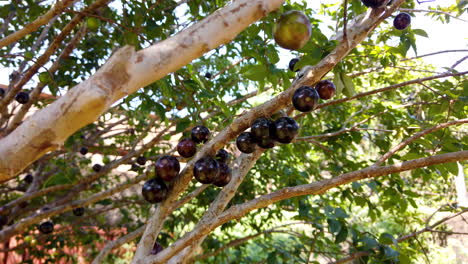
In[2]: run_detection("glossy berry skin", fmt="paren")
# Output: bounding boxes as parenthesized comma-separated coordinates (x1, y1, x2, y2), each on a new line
(24, 174, 33, 184)
(38, 221, 54, 234)
(274, 117, 299, 144)
(251, 118, 276, 142)
(15, 91, 29, 104)
(0, 88, 4, 97)
(155, 155, 180, 181)
(191, 126, 210, 143)
(393, 13, 411, 30)
(216, 149, 230, 163)
(0, 215, 7, 227)
(288, 58, 300, 72)
(361, 0, 386, 8)
(177, 138, 197, 158)
(131, 163, 140, 172)
(73, 207, 85, 216)
(204, 72, 212, 79)
(79, 147, 88, 155)
(193, 157, 220, 184)
(274, 10, 312, 50)
(151, 242, 164, 255)
(315, 80, 336, 100)
(92, 164, 102, 172)
(213, 163, 232, 187)
(142, 178, 168, 203)
(136, 156, 147, 165)
(292, 86, 319, 112)
(258, 137, 275, 149)
(236, 132, 257, 154)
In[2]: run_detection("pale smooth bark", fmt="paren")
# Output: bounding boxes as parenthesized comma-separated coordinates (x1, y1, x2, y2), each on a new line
(0, 0, 286, 182)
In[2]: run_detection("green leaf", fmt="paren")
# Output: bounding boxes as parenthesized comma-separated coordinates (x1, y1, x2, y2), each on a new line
(333, 73, 344, 96)
(335, 226, 348, 243)
(243, 65, 268, 81)
(379, 233, 397, 245)
(176, 119, 191, 133)
(327, 218, 342, 234)
(412, 29, 429, 38)
(153, 102, 166, 121)
(399, 253, 411, 264)
(341, 73, 355, 97)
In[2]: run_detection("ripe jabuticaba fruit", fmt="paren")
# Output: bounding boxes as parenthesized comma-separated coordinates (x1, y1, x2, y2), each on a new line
(315, 80, 336, 100)
(136, 156, 147, 165)
(204, 72, 212, 79)
(274, 117, 299, 144)
(257, 137, 275, 149)
(274, 10, 312, 50)
(38, 221, 54, 234)
(193, 157, 220, 184)
(24, 174, 33, 184)
(236, 132, 257, 154)
(177, 138, 197, 158)
(361, 0, 386, 8)
(0, 215, 8, 227)
(92, 164, 102, 172)
(79, 147, 88, 155)
(289, 58, 300, 72)
(15, 91, 29, 104)
(151, 241, 164, 255)
(393, 13, 411, 30)
(0, 88, 5, 98)
(155, 155, 180, 181)
(213, 163, 232, 187)
(130, 163, 140, 172)
(216, 149, 230, 163)
(191, 125, 210, 143)
(251, 118, 275, 141)
(142, 178, 168, 203)
(292, 86, 319, 112)
(73, 207, 85, 216)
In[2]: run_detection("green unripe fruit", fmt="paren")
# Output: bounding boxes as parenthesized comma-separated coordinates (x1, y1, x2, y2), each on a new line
(86, 17, 100, 31)
(38, 72, 52, 84)
(274, 10, 312, 50)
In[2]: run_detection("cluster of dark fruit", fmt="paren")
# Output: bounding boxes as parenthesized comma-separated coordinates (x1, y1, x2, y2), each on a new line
(0, 88, 30, 104)
(36, 206, 85, 235)
(142, 126, 232, 204)
(361, 0, 411, 30)
(292, 79, 336, 112)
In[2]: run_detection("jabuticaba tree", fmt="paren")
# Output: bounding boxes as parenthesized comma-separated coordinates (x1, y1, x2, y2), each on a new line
(0, 0, 467, 263)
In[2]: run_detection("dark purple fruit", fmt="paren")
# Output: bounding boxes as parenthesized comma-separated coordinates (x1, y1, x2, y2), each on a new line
(216, 149, 230, 163)
(79, 147, 88, 155)
(193, 157, 220, 184)
(258, 137, 275, 149)
(274, 10, 312, 50)
(213, 163, 232, 187)
(38, 221, 54, 234)
(15, 91, 29, 104)
(204, 72, 212, 79)
(361, 0, 386, 8)
(142, 178, 168, 203)
(136, 156, 147, 165)
(289, 58, 300, 72)
(24, 174, 33, 184)
(92, 164, 102, 172)
(315, 80, 336, 100)
(131, 163, 140, 172)
(0, 88, 5, 97)
(17, 183, 28, 192)
(155, 155, 180, 181)
(236, 132, 257, 154)
(177, 138, 197, 158)
(274, 117, 299, 144)
(72, 207, 85, 216)
(292, 86, 319, 112)
(191, 126, 210, 143)
(251, 118, 276, 141)
(151, 241, 164, 255)
(393, 13, 411, 30)
(0, 215, 8, 226)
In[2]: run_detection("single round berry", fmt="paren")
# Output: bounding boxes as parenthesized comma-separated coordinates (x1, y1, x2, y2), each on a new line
(79, 147, 88, 155)
(0, 215, 8, 226)
(0, 88, 5, 98)
(92, 164, 102, 172)
(131, 163, 140, 172)
(213, 163, 232, 187)
(393, 13, 411, 30)
(24, 174, 33, 184)
(151, 241, 164, 255)
(289, 58, 300, 72)
(72, 207, 85, 216)
(191, 126, 210, 143)
(193, 157, 220, 184)
(142, 178, 168, 203)
(38, 221, 54, 234)
(15, 91, 29, 104)
(258, 137, 276, 149)
(274, 117, 299, 144)
(251, 118, 276, 141)
(315, 80, 336, 100)
(216, 149, 230, 163)
(292, 86, 319, 112)
(155, 155, 180, 181)
(177, 138, 197, 158)
(274, 10, 312, 50)
(136, 156, 147, 166)
(361, 0, 386, 8)
(236, 132, 257, 154)
(17, 183, 28, 192)
(204, 72, 212, 79)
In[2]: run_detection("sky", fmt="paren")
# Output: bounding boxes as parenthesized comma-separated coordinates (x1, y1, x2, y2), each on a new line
(0, 0, 467, 86)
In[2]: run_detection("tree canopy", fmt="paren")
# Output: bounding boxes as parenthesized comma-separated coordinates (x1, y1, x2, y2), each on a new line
(0, 0, 467, 263)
